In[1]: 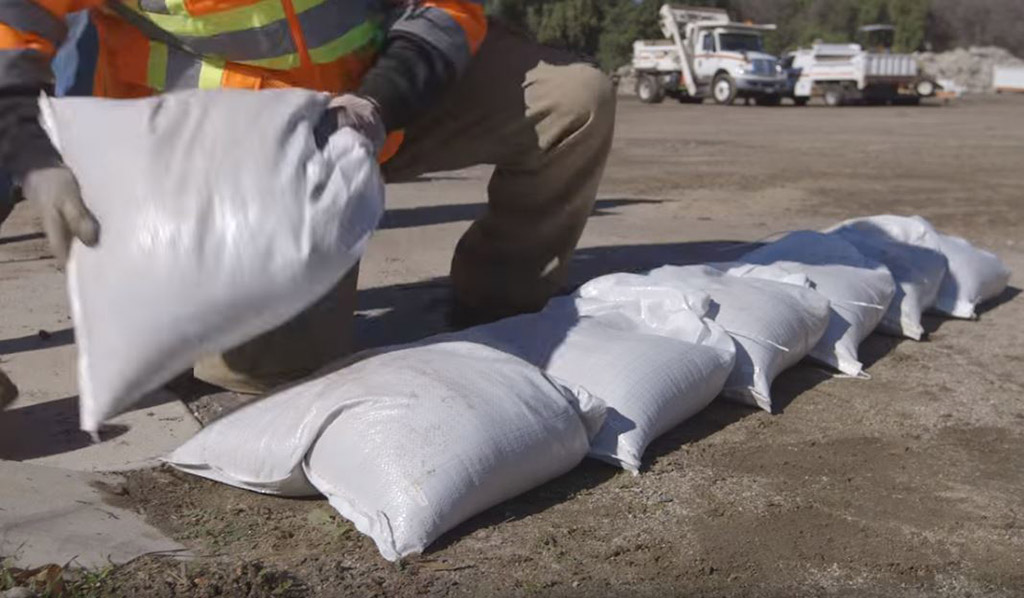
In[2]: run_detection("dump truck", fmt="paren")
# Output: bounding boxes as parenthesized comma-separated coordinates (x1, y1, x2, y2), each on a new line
(783, 25, 939, 106)
(632, 4, 788, 105)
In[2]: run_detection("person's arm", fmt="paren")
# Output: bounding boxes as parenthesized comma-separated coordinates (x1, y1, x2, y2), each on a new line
(1, 0, 101, 262)
(357, 0, 487, 133)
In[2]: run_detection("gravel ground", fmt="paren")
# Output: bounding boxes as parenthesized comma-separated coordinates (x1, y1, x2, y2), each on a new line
(3, 94, 1022, 597)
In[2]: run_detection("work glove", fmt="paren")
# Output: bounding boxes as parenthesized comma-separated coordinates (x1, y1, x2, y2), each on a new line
(327, 94, 387, 153)
(1, 94, 100, 265)
(21, 165, 100, 265)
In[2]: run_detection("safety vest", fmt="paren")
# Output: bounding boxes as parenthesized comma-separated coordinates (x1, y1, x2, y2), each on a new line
(1, 0, 486, 158)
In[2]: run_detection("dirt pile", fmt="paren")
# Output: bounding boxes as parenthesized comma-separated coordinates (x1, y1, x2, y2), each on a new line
(918, 46, 1024, 93)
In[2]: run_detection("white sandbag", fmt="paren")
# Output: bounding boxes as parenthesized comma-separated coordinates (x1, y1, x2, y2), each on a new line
(579, 266, 831, 412)
(826, 215, 948, 341)
(169, 341, 604, 560)
(932, 234, 1011, 319)
(736, 231, 897, 377)
(39, 90, 384, 432)
(455, 297, 736, 473)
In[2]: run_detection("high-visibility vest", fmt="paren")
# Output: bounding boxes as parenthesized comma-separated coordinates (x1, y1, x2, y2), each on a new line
(0, 0, 486, 159)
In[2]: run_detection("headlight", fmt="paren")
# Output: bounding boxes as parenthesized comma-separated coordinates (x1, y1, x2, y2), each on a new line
(732, 64, 750, 76)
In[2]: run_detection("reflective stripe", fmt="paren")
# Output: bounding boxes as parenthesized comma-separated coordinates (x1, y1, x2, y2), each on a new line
(197, 58, 224, 88)
(128, 0, 287, 37)
(307, 20, 378, 65)
(0, 0, 67, 44)
(166, 45, 201, 88)
(146, 39, 168, 90)
(176, 18, 295, 62)
(297, 0, 370, 51)
(138, 0, 171, 15)
(291, 0, 327, 14)
(0, 47, 52, 87)
(237, 52, 298, 69)
(390, 5, 470, 72)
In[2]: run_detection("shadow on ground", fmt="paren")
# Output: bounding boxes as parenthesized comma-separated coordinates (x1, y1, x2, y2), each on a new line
(0, 327, 75, 356)
(354, 240, 755, 350)
(379, 197, 666, 230)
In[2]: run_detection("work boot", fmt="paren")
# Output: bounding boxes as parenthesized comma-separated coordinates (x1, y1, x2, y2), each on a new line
(0, 188, 18, 232)
(445, 301, 509, 331)
(0, 368, 18, 409)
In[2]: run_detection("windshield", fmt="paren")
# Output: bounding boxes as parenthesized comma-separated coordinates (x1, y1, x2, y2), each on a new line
(718, 33, 763, 53)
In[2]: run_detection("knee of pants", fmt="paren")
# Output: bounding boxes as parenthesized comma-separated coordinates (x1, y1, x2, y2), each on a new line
(544, 63, 617, 144)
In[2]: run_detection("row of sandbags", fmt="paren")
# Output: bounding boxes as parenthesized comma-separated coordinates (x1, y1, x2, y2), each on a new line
(42, 90, 1010, 560)
(166, 214, 1009, 561)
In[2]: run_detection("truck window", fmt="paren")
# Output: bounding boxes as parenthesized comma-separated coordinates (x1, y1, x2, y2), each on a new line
(702, 33, 715, 53)
(718, 33, 763, 53)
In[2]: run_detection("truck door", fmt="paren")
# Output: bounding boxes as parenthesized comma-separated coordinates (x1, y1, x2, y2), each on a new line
(695, 32, 715, 79)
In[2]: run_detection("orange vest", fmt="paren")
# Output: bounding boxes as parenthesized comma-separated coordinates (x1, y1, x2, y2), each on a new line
(0, 0, 486, 160)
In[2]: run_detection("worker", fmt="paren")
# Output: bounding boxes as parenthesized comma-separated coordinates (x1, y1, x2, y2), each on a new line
(0, 2, 616, 395)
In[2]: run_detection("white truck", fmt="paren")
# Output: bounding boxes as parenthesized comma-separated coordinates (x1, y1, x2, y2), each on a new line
(632, 4, 788, 105)
(783, 25, 938, 106)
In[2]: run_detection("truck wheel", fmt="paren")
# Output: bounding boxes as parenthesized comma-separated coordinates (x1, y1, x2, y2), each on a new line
(636, 75, 665, 104)
(793, 97, 809, 107)
(712, 74, 737, 105)
(915, 79, 936, 98)
(824, 87, 845, 107)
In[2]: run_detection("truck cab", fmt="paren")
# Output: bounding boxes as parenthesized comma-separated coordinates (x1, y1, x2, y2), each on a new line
(632, 4, 787, 105)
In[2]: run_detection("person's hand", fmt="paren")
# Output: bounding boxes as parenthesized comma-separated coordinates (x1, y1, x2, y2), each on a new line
(21, 165, 99, 265)
(328, 94, 386, 152)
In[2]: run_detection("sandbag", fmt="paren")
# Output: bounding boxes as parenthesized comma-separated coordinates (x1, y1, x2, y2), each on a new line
(455, 297, 736, 473)
(826, 215, 948, 341)
(579, 266, 831, 412)
(932, 234, 1011, 319)
(736, 231, 897, 377)
(39, 90, 384, 432)
(169, 341, 604, 560)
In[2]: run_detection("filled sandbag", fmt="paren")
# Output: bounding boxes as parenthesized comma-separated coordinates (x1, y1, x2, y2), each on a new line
(931, 234, 1011, 319)
(735, 231, 897, 377)
(455, 297, 736, 473)
(826, 215, 948, 341)
(169, 341, 604, 560)
(579, 266, 831, 412)
(39, 90, 384, 432)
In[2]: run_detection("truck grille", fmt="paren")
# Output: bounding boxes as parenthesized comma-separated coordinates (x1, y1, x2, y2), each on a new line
(750, 58, 778, 76)
(866, 54, 918, 78)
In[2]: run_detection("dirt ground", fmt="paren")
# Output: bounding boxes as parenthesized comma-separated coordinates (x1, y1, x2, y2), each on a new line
(5, 94, 1024, 597)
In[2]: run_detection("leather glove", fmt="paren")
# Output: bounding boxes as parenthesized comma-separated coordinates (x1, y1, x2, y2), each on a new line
(327, 94, 387, 152)
(21, 165, 100, 265)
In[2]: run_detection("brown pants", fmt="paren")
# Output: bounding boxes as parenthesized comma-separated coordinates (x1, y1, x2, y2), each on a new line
(194, 25, 617, 394)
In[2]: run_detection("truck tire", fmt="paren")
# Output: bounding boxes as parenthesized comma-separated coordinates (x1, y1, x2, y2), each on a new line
(915, 79, 936, 98)
(823, 87, 845, 107)
(636, 75, 665, 104)
(712, 73, 737, 105)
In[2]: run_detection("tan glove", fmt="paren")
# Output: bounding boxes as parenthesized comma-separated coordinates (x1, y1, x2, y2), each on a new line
(21, 165, 100, 265)
(327, 94, 387, 152)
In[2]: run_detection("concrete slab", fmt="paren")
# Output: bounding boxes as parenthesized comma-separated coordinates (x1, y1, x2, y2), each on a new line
(1, 208, 200, 472)
(0, 461, 187, 568)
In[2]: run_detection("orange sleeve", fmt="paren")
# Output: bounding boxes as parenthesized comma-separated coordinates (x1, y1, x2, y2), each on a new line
(420, 0, 486, 55)
(0, 0, 102, 89)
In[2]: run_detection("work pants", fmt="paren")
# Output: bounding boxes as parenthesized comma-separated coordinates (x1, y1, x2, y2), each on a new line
(194, 24, 617, 393)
